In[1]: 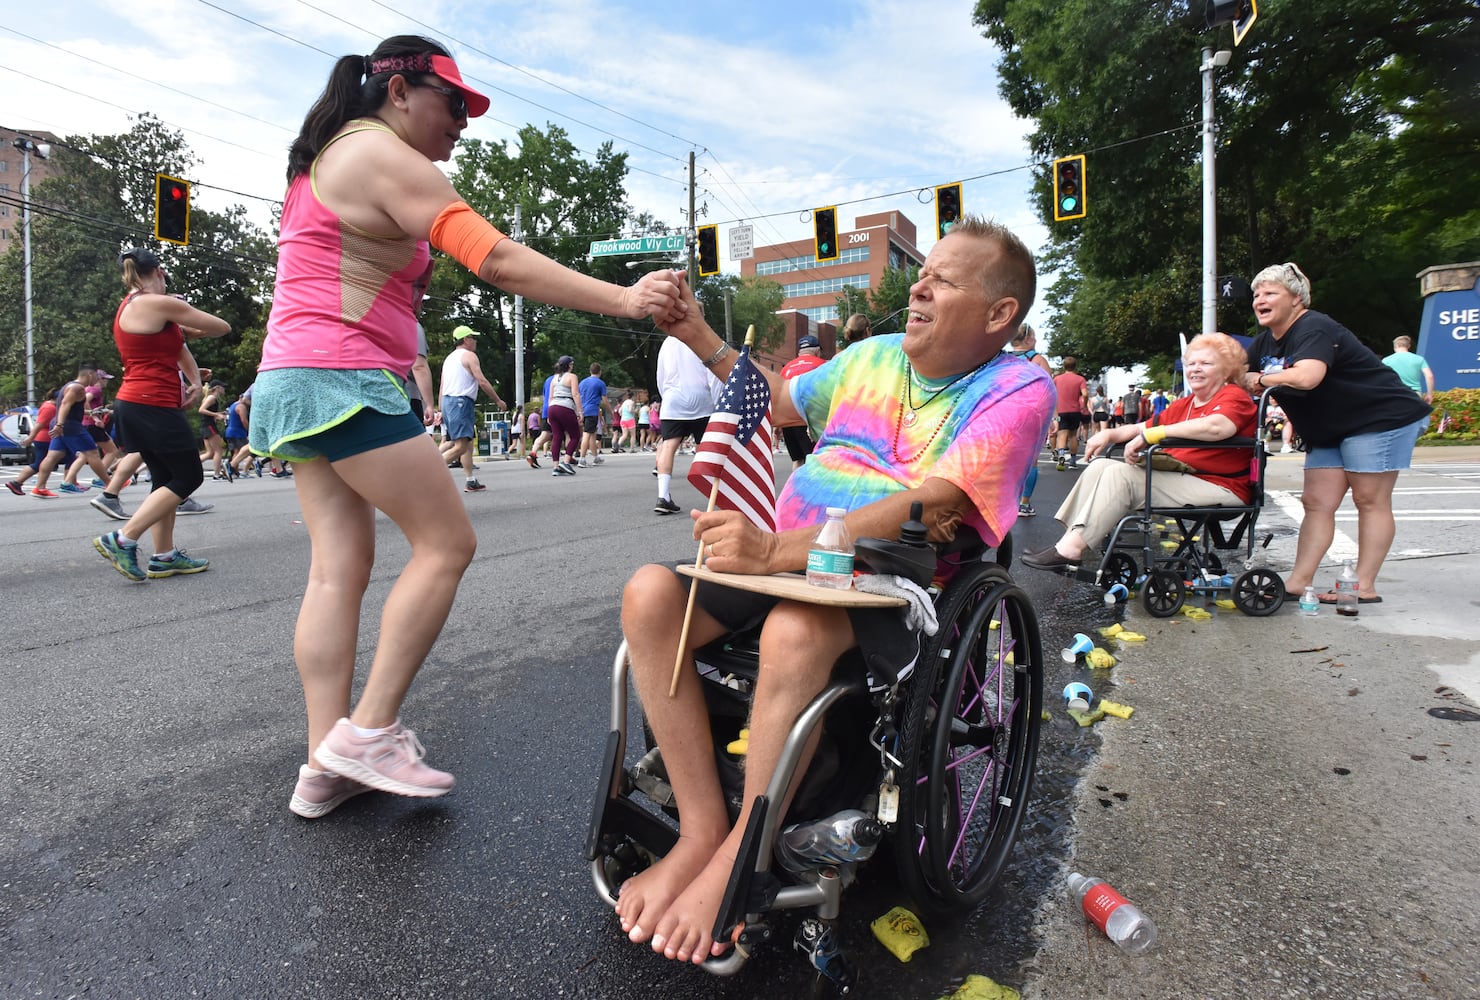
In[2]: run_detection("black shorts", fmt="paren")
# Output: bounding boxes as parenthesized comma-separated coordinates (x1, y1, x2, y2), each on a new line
(409, 398, 425, 424)
(1057, 412, 1085, 432)
(113, 400, 195, 455)
(661, 416, 710, 441)
(1092, 411, 1109, 423)
(582, 415, 599, 434)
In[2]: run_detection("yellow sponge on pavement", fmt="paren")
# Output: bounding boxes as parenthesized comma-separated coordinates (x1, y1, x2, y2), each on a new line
(1085, 647, 1117, 670)
(1066, 706, 1106, 727)
(871, 906, 930, 962)
(939, 974, 1022, 1000)
(1099, 699, 1135, 719)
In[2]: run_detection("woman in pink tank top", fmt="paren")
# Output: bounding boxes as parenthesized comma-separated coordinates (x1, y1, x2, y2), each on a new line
(263, 35, 691, 821)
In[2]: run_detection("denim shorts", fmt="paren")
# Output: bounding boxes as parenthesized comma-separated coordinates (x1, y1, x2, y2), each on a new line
(1304, 415, 1428, 473)
(442, 396, 475, 441)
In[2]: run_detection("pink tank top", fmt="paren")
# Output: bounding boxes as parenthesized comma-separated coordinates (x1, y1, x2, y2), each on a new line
(261, 121, 431, 375)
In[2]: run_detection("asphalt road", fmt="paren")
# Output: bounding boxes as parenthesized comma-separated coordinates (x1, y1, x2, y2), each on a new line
(4, 447, 1476, 999)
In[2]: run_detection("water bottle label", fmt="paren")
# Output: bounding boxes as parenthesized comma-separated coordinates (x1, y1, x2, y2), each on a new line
(1081, 883, 1130, 931)
(807, 549, 854, 576)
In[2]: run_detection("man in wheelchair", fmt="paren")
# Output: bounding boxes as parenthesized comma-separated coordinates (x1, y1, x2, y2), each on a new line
(1020, 332, 1258, 572)
(614, 217, 1055, 965)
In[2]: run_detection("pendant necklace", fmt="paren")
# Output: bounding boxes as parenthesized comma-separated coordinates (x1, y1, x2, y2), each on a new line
(893, 356, 995, 463)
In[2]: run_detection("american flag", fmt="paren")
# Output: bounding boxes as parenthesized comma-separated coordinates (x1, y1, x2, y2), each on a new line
(687, 344, 776, 531)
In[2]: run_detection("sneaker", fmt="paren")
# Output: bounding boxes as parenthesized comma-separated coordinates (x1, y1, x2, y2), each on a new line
(93, 531, 145, 582)
(578, 458, 589, 469)
(31, 487, 59, 499)
(464, 480, 487, 492)
(1018, 501, 1037, 517)
(1280, 444, 1294, 454)
(289, 765, 371, 819)
(146, 548, 210, 578)
(559, 461, 578, 475)
(90, 478, 107, 488)
(654, 497, 681, 515)
(270, 468, 293, 478)
(176, 497, 214, 514)
(525, 453, 540, 469)
(58, 482, 90, 494)
(593, 455, 604, 465)
(5, 481, 22, 496)
(314, 718, 454, 797)
(90, 494, 128, 520)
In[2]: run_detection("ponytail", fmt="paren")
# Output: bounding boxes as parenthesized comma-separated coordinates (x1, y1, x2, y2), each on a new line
(285, 35, 452, 182)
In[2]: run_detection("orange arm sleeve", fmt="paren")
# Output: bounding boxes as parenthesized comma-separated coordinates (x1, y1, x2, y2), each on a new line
(430, 201, 508, 275)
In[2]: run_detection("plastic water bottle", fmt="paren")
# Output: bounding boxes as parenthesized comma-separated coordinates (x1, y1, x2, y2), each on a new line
(1067, 872, 1158, 955)
(777, 809, 883, 870)
(1298, 586, 1319, 616)
(806, 507, 854, 589)
(1334, 560, 1360, 618)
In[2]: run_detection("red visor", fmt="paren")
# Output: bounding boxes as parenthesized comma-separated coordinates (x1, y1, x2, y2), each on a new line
(369, 52, 490, 118)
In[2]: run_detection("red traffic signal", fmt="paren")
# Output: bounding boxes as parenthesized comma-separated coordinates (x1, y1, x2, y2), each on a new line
(1052, 155, 1086, 222)
(154, 173, 190, 245)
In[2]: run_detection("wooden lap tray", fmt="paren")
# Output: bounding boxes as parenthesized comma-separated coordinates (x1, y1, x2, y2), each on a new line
(678, 565, 907, 608)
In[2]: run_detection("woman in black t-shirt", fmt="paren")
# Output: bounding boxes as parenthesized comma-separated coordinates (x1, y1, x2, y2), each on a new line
(1241, 262, 1431, 605)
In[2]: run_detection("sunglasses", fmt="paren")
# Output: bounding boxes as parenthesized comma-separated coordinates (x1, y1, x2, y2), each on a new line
(413, 80, 468, 121)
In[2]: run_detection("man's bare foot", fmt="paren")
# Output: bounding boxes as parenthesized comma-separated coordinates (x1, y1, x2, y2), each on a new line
(650, 847, 740, 964)
(615, 834, 720, 946)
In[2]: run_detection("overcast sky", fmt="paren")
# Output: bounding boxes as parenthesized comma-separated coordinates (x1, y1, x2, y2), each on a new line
(3, 0, 1062, 333)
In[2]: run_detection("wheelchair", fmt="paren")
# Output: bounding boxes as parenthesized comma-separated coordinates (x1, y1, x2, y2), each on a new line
(586, 526, 1044, 992)
(1089, 391, 1285, 618)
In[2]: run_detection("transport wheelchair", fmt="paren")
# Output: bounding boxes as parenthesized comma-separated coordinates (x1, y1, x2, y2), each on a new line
(587, 518, 1043, 992)
(1089, 392, 1284, 618)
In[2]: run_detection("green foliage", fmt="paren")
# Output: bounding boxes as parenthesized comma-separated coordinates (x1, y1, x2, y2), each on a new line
(832, 263, 920, 335)
(973, 0, 1480, 373)
(1422, 389, 1480, 442)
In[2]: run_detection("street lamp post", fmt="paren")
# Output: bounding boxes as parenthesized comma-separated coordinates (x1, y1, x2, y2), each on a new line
(1200, 47, 1231, 336)
(13, 136, 50, 409)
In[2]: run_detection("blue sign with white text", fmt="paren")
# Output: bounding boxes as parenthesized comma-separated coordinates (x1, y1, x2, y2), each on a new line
(1418, 276, 1480, 390)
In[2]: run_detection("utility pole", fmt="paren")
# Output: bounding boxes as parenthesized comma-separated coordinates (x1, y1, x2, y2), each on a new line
(513, 203, 525, 411)
(13, 136, 50, 409)
(1200, 47, 1231, 336)
(687, 150, 697, 288)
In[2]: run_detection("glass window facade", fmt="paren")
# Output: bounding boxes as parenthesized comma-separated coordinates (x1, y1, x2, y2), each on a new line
(756, 245, 870, 276)
(781, 273, 871, 299)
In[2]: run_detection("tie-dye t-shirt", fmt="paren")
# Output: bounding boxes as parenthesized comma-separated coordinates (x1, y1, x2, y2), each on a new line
(782, 334, 1055, 546)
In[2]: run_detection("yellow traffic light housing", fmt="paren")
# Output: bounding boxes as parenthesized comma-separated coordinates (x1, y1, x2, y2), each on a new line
(696, 224, 720, 276)
(813, 206, 839, 262)
(1052, 155, 1086, 222)
(155, 173, 191, 245)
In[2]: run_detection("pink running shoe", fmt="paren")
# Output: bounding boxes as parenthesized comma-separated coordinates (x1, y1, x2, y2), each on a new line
(289, 765, 371, 818)
(314, 719, 454, 797)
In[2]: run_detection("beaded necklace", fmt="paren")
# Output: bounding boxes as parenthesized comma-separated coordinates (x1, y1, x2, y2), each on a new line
(892, 355, 995, 464)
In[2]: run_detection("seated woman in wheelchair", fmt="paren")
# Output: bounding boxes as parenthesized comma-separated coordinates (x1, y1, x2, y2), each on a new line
(1021, 332, 1258, 572)
(616, 217, 1054, 965)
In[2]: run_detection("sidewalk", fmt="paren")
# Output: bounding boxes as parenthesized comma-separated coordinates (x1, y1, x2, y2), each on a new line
(1021, 447, 1480, 999)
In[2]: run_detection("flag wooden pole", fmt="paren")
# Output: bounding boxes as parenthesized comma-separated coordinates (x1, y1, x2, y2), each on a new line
(668, 326, 755, 698)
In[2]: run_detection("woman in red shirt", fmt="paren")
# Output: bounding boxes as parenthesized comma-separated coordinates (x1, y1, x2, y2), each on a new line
(92, 248, 231, 582)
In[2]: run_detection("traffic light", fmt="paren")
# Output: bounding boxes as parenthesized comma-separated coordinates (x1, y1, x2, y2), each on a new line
(696, 224, 720, 276)
(813, 206, 838, 262)
(1052, 155, 1086, 222)
(935, 183, 962, 240)
(154, 173, 190, 245)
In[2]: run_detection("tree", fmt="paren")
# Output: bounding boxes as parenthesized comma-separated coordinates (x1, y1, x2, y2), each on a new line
(973, 0, 1480, 370)
(0, 114, 272, 404)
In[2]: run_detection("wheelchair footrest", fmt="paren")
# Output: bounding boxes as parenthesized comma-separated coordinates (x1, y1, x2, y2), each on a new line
(713, 794, 772, 944)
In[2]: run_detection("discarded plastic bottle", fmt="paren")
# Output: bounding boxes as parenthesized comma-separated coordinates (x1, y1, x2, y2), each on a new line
(1067, 872, 1158, 955)
(1334, 560, 1360, 618)
(806, 507, 855, 589)
(778, 809, 883, 869)
(1299, 586, 1319, 616)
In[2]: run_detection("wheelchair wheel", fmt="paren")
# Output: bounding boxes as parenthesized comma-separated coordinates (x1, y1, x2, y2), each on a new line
(892, 563, 1043, 914)
(1100, 552, 1138, 592)
(1232, 568, 1285, 617)
(1142, 570, 1185, 618)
